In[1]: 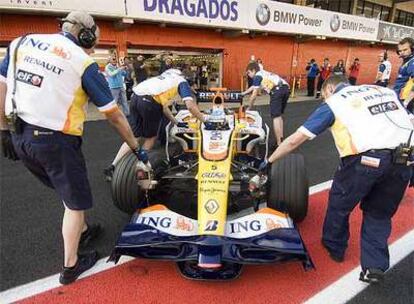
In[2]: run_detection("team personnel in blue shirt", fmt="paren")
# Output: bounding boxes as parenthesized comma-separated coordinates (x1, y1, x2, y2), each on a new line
(394, 37, 414, 114)
(260, 75, 414, 284)
(104, 68, 206, 179)
(242, 62, 290, 147)
(306, 59, 319, 97)
(394, 37, 414, 189)
(0, 12, 147, 285)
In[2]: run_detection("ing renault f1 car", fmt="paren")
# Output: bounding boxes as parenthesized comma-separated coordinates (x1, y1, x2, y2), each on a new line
(109, 88, 313, 280)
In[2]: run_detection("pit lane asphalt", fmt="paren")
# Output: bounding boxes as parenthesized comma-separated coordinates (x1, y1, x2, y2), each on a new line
(1, 100, 412, 303)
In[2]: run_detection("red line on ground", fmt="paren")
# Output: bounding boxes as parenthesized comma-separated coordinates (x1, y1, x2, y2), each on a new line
(19, 189, 414, 304)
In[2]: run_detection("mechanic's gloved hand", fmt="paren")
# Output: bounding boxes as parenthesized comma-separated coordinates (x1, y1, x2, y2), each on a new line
(176, 122, 188, 128)
(258, 159, 270, 174)
(133, 148, 149, 164)
(1, 130, 19, 161)
(409, 174, 414, 188)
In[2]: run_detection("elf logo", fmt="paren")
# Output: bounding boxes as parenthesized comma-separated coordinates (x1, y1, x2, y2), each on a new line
(205, 220, 219, 231)
(368, 101, 399, 115)
(16, 69, 43, 87)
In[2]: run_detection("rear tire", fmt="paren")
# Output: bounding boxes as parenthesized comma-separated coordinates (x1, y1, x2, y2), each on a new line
(268, 153, 309, 222)
(111, 149, 167, 214)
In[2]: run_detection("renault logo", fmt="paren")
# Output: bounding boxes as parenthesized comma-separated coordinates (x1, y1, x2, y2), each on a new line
(256, 3, 271, 26)
(205, 199, 219, 214)
(330, 14, 341, 32)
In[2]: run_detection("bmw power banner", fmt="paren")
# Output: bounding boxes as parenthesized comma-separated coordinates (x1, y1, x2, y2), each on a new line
(126, 0, 250, 30)
(249, 1, 379, 41)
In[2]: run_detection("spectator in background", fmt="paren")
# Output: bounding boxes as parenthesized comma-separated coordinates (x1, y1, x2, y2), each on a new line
(190, 62, 199, 90)
(133, 55, 147, 85)
(375, 52, 392, 87)
(333, 59, 346, 76)
(159, 55, 173, 74)
(316, 58, 331, 98)
(105, 55, 129, 116)
(123, 57, 134, 101)
(348, 58, 360, 85)
(306, 59, 319, 96)
(200, 61, 209, 90)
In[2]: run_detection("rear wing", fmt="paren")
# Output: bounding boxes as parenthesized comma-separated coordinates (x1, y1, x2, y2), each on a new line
(196, 88, 243, 105)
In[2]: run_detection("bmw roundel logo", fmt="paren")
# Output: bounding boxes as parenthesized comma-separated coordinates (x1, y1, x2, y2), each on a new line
(330, 14, 341, 32)
(256, 3, 271, 26)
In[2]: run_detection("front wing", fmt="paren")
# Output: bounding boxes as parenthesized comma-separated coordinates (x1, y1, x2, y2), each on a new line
(109, 206, 314, 275)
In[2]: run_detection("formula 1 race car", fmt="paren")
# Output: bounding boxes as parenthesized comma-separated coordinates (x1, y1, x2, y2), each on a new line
(109, 89, 313, 280)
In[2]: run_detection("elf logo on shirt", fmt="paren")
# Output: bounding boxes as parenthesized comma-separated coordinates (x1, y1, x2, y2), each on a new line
(368, 101, 399, 115)
(16, 69, 44, 88)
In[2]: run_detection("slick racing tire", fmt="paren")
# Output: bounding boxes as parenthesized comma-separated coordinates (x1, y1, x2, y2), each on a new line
(268, 153, 309, 222)
(111, 149, 167, 214)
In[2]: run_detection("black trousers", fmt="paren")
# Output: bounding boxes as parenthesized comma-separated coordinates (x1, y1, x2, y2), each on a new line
(348, 77, 357, 85)
(307, 77, 316, 96)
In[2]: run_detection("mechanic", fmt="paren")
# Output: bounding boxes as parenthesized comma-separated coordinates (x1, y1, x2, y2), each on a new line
(242, 62, 290, 147)
(104, 68, 205, 179)
(394, 37, 414, 189)
(260, 75, 414, 283)
(394, 37, 414, 114)
(0, 12, 147, 285)
(375, 51, 392, 87)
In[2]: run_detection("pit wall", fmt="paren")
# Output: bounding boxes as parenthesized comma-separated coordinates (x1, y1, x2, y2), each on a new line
(0, 14, 402, 89)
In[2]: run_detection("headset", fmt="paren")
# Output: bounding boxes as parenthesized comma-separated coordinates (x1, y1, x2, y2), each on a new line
(59, 18, 97, 49)
(396, 37, 414, 57)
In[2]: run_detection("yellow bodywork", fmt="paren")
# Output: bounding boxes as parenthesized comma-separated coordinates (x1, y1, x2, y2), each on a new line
(196, 123, 246, 236)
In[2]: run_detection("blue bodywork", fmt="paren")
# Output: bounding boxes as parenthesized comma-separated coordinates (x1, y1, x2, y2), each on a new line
(109, 220, 314, 280)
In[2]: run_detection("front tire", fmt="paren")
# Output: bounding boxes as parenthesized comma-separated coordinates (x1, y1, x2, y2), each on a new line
(267, 153, 309, 222)
(111, 149, 167, 214)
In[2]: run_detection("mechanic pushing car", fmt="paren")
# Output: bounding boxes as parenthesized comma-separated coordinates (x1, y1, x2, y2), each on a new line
(394, 37, 414, 190)
(394, 37, 414, 114)
(104, 68, 206, 180)
(260, 75, 414, 284)
(0, 11, 147, 285)
(242, 62, 290, 148)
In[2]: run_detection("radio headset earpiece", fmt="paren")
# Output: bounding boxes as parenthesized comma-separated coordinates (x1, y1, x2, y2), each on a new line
(59, 18, 97, 49)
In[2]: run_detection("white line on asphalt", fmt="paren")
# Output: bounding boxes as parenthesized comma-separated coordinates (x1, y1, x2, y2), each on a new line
(309, 180, 332, 195)
(0, 256, 134, 304)
(304, 229, 414, 304)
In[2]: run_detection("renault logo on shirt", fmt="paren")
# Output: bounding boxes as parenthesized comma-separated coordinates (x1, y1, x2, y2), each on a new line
(256, 3, 271, 26)
(16, 69, 44, 87)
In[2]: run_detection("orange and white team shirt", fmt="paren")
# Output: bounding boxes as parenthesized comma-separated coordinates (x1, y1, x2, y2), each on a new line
(0, 33, 117, 136)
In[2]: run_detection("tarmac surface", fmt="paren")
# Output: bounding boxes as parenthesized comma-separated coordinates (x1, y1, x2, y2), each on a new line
(0, 97, 412, 303)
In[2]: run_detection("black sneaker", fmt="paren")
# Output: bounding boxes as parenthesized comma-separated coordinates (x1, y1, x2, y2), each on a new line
(59, 251, 99, 285)
(79, 223, 102, 248)
(103, 165, 115, 182)
(321, 240, 344, 263)
(359, 268, 384, 284)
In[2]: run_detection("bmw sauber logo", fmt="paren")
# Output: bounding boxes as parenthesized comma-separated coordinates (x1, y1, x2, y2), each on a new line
(330, 14, 341, 32)
(256, 3, 271, 26)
